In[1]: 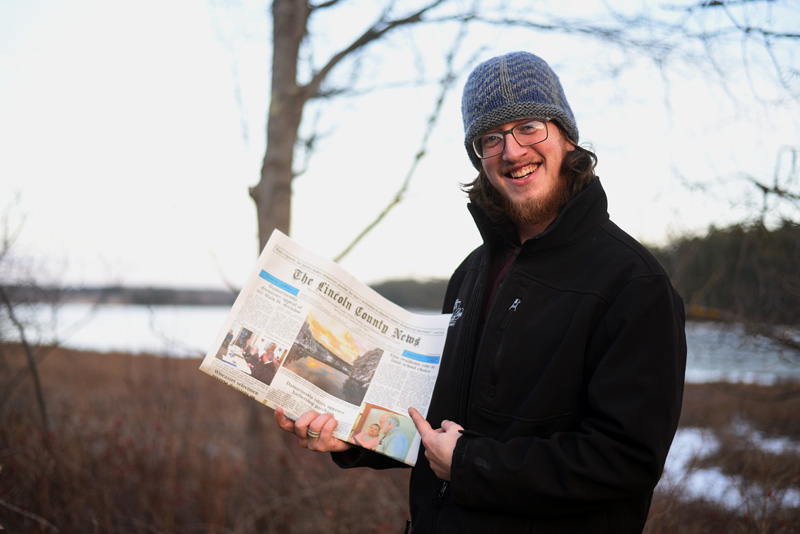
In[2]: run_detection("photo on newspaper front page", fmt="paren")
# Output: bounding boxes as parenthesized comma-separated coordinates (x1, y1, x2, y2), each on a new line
(199, 230, 450, 466)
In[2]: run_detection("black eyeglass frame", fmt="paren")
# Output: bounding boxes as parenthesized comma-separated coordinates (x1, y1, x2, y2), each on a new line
(471, 118, 551, 159)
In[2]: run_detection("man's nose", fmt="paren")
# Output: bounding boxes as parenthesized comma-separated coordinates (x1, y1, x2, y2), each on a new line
(502, 132, 526, 160)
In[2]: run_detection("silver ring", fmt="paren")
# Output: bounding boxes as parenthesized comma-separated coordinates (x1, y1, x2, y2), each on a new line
(306, 429, 321, 438)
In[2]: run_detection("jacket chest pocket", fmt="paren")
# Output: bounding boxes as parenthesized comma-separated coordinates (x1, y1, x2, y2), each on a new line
(476, 289, 597, 426)
(489, 297, 521, 385)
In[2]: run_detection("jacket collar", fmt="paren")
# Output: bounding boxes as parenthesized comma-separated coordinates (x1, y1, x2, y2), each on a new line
(468, 178, 610, 253)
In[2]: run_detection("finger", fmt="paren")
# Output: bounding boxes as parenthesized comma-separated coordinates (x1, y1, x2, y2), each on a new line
(321, 414, 339, 437)
(306, 413, 334, 450)
(309, 415, 355, 453)
(294, 410, 321, 439)
(308, 413, 334, 438)
(408, 407, 434, 437)
(408, 407, 424, 426)
(307, 414, 338, 451)
(275, 407, 296, 432)
(441, 419, 464, 433)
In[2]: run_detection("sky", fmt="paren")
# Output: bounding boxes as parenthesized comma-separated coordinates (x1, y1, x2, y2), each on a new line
(1, 0, 798, 290)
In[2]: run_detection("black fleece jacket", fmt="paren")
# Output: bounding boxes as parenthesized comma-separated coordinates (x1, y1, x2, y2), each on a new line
(335, 179, 687, 534)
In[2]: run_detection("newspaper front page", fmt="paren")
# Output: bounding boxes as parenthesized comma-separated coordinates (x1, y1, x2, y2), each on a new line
(199, 230, 450, 466)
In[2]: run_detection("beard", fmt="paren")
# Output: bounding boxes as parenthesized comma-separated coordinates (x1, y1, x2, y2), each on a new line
(501, 175, 571, 229)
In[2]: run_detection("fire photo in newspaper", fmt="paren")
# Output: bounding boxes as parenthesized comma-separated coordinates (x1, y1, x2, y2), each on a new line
(284, 309, 381, 406)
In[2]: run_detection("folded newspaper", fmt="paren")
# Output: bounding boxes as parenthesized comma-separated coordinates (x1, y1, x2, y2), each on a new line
(199, 230, 450, 466)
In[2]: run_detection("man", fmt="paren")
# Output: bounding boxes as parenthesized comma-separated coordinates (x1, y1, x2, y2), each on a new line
(375, 415, 409, 461)
(276, 51, 686, 533)
(262, 342, 278, 366)
(249, 344, 279, 385)
(216, 329, 234, 359)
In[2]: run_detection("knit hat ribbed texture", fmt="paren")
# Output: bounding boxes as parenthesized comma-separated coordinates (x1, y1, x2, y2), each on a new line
(461, 51, 578, 169)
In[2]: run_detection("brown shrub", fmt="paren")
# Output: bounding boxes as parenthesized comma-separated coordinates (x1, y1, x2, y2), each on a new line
(0, 345, 410, 533)
(680, 382, 800, 440)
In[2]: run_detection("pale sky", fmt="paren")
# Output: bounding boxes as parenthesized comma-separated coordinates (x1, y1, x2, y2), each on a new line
(1, 0, 798, 290)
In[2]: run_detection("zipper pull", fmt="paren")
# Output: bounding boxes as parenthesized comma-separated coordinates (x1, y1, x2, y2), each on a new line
(501, 298, 521, 329)
(435, 481, 449, 508)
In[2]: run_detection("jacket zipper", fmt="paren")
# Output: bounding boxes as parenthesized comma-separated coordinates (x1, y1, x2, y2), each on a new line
(490, 298, 520, 387)
(431, 481, 448, 533)
(438, 249, 521, 528)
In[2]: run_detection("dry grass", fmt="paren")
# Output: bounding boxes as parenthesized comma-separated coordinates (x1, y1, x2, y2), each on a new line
(1, 344, 799, 533)
(0, 345, 410, 533)
(646, 382, 800, 534)
(680, 382, 800, 440)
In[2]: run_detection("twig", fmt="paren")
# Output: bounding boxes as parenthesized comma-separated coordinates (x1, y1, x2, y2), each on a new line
(0, 497, 59, 533)
(334, 18, 471, 261)
(0, 285, 49, 434)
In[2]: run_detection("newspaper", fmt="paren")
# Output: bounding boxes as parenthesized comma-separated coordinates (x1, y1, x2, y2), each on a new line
(199, 230, 450, 466)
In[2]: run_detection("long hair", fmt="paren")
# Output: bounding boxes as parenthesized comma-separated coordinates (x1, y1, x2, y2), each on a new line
(461, 143, 598, 226)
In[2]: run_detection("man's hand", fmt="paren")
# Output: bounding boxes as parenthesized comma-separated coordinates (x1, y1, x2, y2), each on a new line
(409, 407, 463, 481)
(275, 407, 353, 453)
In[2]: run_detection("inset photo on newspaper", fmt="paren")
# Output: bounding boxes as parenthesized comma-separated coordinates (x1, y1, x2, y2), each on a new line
(214, 324, 287, 386)
(284, 309, 382, 406)
(349, 404, 415, 462)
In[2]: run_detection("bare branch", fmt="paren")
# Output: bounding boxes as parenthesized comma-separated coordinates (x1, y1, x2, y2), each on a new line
(710, 0, 800, 39)
(0, 497, 59, 533)
(310, 0, 342, 10)
(750, 179, 800, 201)
(334, 17, 474, 262)
(0, 286, 49, 433)
(302, 0, 449, 101)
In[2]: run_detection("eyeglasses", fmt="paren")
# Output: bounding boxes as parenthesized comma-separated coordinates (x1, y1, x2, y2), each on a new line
(471, 119, 550, 159)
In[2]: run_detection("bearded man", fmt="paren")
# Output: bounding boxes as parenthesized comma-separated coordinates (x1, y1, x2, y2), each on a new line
(277, 51, 687, 534)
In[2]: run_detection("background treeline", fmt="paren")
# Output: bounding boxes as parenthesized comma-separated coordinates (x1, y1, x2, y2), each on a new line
(652, 221, 800, 326)
(2, 285, 238, 307)
(374, 221, 800, 327)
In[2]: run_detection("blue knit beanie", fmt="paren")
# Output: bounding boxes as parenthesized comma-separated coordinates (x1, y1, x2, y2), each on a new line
(461, 51, 579, 170)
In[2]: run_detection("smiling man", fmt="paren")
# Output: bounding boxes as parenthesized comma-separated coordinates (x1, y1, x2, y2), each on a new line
(276, 51, 687, 534)
(471, 116, 572, 241)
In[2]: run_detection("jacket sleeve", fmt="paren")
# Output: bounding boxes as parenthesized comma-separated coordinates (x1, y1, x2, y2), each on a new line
(331, 447, 409, 471)
(448, 274, 687, 516)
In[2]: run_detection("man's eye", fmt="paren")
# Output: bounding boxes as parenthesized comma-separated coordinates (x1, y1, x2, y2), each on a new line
(482, 134, 502, 147)
(518, 122, 543, 134)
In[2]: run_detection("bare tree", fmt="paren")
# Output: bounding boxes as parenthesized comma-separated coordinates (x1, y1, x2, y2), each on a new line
(249, 0, 453, 250)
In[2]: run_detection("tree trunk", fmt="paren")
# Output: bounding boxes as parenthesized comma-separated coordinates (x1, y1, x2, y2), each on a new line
(246, 0, 313, 447)
(250, 0, 312, 250)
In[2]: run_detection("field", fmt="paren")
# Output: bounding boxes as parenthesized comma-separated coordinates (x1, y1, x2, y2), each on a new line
(1, 344, 799, 533)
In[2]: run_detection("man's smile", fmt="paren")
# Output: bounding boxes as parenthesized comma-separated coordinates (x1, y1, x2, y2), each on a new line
(507, 163, 540, 180)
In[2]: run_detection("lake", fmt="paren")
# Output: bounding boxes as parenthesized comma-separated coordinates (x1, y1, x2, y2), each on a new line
(6, 303, 800, 384)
